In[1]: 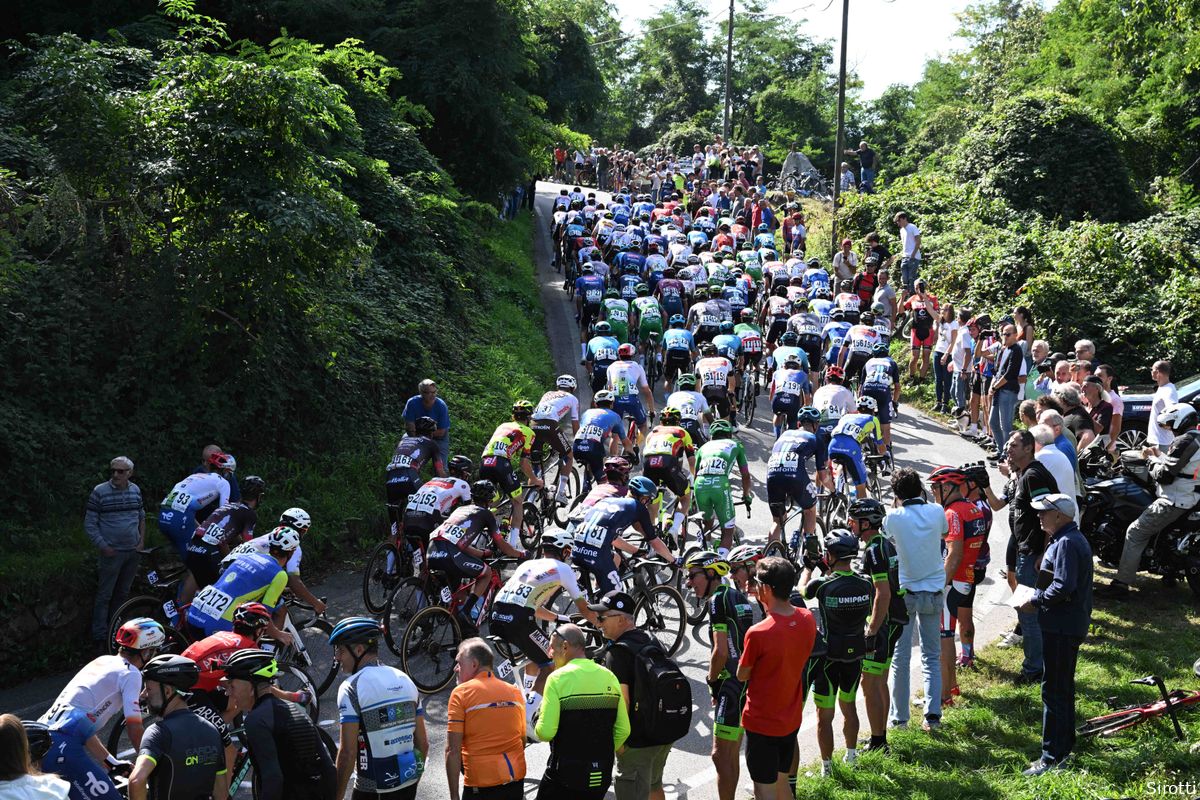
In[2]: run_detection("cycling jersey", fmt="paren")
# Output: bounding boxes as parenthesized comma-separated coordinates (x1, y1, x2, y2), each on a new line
(430, 505, 502, 553)
(812, 384, 856, 428)
(833, 292, 861, 313)
(803, 570, 872, 662)
(405, 476, 471, 518)
(944, 499, 988, 584)
(337, 664, 424, 793)
(696, 356, 733, 390)
(185, 502, 260, 588)
(905, 293, 938, 335)
(803, 268, 830, 289)
(182, 631, 256, 692)
(220, 534, 303, 576)
(601, 298, 631, 341)
(861, 357, 900, 392)
(187, 552, 288, 635)
(665, 390, 709, 423)
(586, 335, 621, 384)
(574, 408, 623, 444)
(138, 708, 225, 800)
(769, 368, 811, 403)
(495, 557, 584, 610)
(41, 656, 142, 739)
(734, 323, 763, 356)
(721, 287, 748, 315)
(606, 360, 648, 403)
(830, 413, 883, 447)
(843, 324, 881, 357)
(810, 298, 833, 327)
(643, 425, 695, 461)
(787, 312, 822, 338)
(695, 439, 747, 491)
(709, 583, 754, 677)
(821, 320, 852, 362)
(631, 296, 663, 330)
(159, 472, 231, 552)
(766, 430, 826, 478)
(482, 421, 534, 465)
(534, 658, 629, 793)
(662, 328, 694, 352)
(386, 436, 439, 482)
(655, 279, 686, 314)
(576, 275, 607, 308)
(771, 345, 809, 371)
(245, 695, 335, 800)
(712, 333, 743, 361)
(570, 497, 655, 593)
(862, 533, 907, 624)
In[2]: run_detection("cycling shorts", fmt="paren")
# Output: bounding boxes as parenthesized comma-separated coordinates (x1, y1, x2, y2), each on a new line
(572, 440, 606, 483)
(766, 473, 816, 518)
(766, 318, 788, 344)
(643, 457, 690, 498)
(679, 418, 707, 447)
(589, 367, 610, 393)
(694, 483, 736, 527)
(972, 372, 992, 397)
(863, 621, 907, 676)
(713, 676, 747, 741)
(910, 325, 935, 349)
(531, 419, 571, 462)
(427, 541, 486, 584)
(771, 392, 802, 422)
(479, 457, 521, 498)
(42, 729, 118, 800)
(941, 580, 976, 638)
(844, 352, 870, 382)
(489, 603, 553, 668)
(702, 387, 731, 418)
(157, 510, 195, 554)
(613, 397, 647, 427)
(694, 325, 718, 344)
(638, 320, 663, 344)
(401, 510, 440, 547)
(572, 549, 621, 596)
(184, 541, 225, 590)
(863, 388, 893, 424)
(386, 475, 421, 512)
(663, 350, 692, 381)
(743, 350, 763, 368)
(805, 655, 863, 709)
(828, 438, 868, 486)
(798, 335, 823, 371)
(580, 303, 601, 330)
(744, 730, 798, 785)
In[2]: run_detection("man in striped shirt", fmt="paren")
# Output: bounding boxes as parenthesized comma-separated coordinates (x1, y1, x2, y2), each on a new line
(85, 456, 145, 648)
(446, 638, 526, 800)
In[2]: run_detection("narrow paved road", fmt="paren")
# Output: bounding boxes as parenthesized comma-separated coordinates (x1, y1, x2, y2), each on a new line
(0, 183, 1023, 800)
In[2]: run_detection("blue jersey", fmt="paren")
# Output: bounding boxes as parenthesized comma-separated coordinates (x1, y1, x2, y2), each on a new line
(663, 327, 695, 352)
(576, 274, 606, 307)
(831, 412, 884, 447)
(575, 408, 624, 444)
(810, 299, 833, 327)
(862, 356, 900, 392)
(687, 231, 709, 249)
(587, 335, 620, 373)
(773, 345, 810, 370)
(619, 273, 641, 301)
(615, 251, 646, 276)
(187, 552, 288, 635)
(712, 333, 743, 360)
(767, 429, 827, 477)
(634, 201, 656, 217)
(753, 233, 775, 249)
(803, 268, 830, 289)
(772, 368, 812, 399)
(612, 207, 631, 225)
(644, 235, 667, 253)
(822, 320, 852, 360)
(570, 497, 655, 565)
(721, 286, 748, 313)
(565, 223, 586, 239)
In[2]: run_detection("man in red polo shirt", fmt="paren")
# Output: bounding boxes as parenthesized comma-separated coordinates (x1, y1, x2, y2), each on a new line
(737, 556, 817, 799)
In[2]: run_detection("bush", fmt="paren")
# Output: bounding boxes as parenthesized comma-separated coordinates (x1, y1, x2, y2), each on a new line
(637, 120, 719, 159)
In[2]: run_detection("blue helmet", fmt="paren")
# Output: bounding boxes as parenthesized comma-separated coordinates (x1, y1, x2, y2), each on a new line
(629, 476, 657, 498)
(669, 314, 686, 327)
(329, 616, 382, 647)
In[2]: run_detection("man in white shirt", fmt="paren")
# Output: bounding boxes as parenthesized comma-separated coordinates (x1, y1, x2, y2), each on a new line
(1147, 359, 1178, 455)
(1030, 425, 1079, 522)
(893, 211, 921, 299)
(832, 238, 858, 283)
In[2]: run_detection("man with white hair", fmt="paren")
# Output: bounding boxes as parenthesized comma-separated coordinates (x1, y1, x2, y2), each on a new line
(1029, 425, 1078, 522)
(1072, 340, 1096, 363)
(86, 456, 145, 649)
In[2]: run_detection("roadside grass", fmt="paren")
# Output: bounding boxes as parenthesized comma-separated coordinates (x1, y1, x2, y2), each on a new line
(793, 581, 1200, 799)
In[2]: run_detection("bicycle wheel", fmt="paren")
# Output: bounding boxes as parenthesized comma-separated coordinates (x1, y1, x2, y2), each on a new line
(1077, 709, 1144, 738)
(550, 462, 582, 529)
(105, 716, 145, 761)
(682, 579, 709, 625)
(763, 540, 790, 563)
(383, 577, 432, 657)
(824, 492, 850, 530)
(275, 664, 320, 720)
(362, 540, 402, 614)
(294, 617, 338, 697)
(520, 501, 544, 550)
(106, 595, 190, 655)
(634, 585, 686, 657)
(400, 605, 462, 693)
(744, 389, 757, 426)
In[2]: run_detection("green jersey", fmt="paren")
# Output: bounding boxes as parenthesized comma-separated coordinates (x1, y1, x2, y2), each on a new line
(709, 582, 755, 677)
(631, 296, 663, 328)
(694, 438, 747, 489)
(603, 298, 630, 342)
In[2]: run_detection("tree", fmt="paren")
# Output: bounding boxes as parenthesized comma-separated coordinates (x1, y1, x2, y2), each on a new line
(629, 0, 716, 137)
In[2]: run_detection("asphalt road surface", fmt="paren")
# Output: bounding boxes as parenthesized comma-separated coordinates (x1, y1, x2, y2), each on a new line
(0, 181, 1022, 800)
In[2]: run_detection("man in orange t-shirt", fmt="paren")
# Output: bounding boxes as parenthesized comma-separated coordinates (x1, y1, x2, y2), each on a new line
(446, 637, 527, 800)
(738, 556, 817, 800)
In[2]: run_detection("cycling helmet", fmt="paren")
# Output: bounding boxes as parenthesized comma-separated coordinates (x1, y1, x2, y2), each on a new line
(512, 399, 534, 418)
(757, 223, 770, 232)
(915, 278, 928, 291)
(806, 257, 821, 268)
(699, 342, 717, 357)
(669, 314, 686, 327)
(448, 454, 474, 477)
(471, 480, 496, 504)
(556, 374, 578, 391)
(779, 331, 799, 346)
(677, 374, 697, 389)
(872, 342, 890, 357)
(241, 475, 266, 501)
(930, 465, 971, 487)
(22, 720, 52, 761)
(208, 452, 236, 472)
(740, 307, 754, 319)
(860, 311, 876, 325)
(415, 416, 437, 436)
(794, 297, 810, 310)
(603, 456, 632, 482)
(628, 476, 657, 498)
(826, 365, 845, 381)
(783, 355, 801, 368)
(141, 654, 200, 692)
(822, 529, 860, 562)
(114, 617, 166, 651)
(279, 507, 310, 532)
(687, 254, 701, 265)
(830, 308, 845, 321)
(839, 279, 853, 291)
(871, 301, 886, 315)
(646, 242, 659, 254)
(848, 498, 886, 526)
(856, 395, 879, 414)
(618, 343, 636, 358)
(774, 286, 788, 297)
(664, 267, 677, 278)
(604, 210, 614, 219)
(961, 461, 990, 490)
(605, 287, 620, 299)
(814, 287, 833, 300)
(594, 321, 612, 334)
(720, 321, 735, 333)
(660, 406, 682, 424)
(266, 525, 301, 552)
(222, 649, 279, 683)
(797, 406, 821, 424)
(684, 549, 730, 577)
(581, 263, 594, 274)
(1158, 402, 1198, 434)
(594, 389, 615, 405)
(232, 602, 272, 631)
(329, 616, 382, 647)
(636, 283, 650, 296)
(709, 419, 734, 438)
(727, 543, 764, 567)
(580, 237, 594, 247)
(540, 530, 574, 553)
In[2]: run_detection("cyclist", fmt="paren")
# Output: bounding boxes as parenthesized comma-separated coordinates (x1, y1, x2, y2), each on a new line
(128, 654, 226, 800)
(769, 354, 814, 438)
(480, 400, 542, 548)
(870, 301, 893, 345)
(696, 342, 737, 424)
(655, 267, 687, 320)
(821, 308, 852, 373)
(181, 475, 266, 605)
(726, 544, 765, 621)
(187, 526, 298, 642)
(573, 391, 632, 492)
(531, 375, 582, 502)
(827, 396, 886, 499)
(787, 300, 823, 383)
(766, 406, 829, 550)
(329, 618, 427, 799)
(403, 455, 474, 554)
(713, 320, 744, 368)
(601, 288, 631, 343)
(685, 551, 754, 800)
(810, 285, 834, 329)
(803, 257, 831, 292)
(861, 341, 901, 453)
(839, 310, 882, 382)
(693, 420, 752, 555)
(219, 509, 325, 615)
(642, 407, 698, 538)
(661, 315, 697, 393)
(575, 264, 607, 362)
(848, 498, 906, 754)
(585, 320, 621, 392)
(569, 476, 673, 594)
(666, 373, 711, 446)
(158, 452, 235, 557)
(631, 283, 665, 362)
(959, 462, 992, 669)
(832, 279, 862, 325)
(734, 308, 764, 374)
(39, 619, 164, 800)
(904, 278, 939, 381)
(760, 286, 792, 346)
(572, 457, 634, 512)
(929, 466, 987, 706)
(607, 343, 656, 460)
(385, 417, 446, 538)
(800, 531, 873, 776)
(427, 480, 526, 628)
(491, 530, 600, 733)
(812, 365, 856, 437)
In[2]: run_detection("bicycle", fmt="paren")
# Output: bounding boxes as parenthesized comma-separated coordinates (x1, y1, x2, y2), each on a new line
(269, 594, 338, 698)
(492, 488, 544, 552)
(529, 451, 582, 529)
(362, 533, 427, 614)
(865, 453, 891, 501)
(106, 552, 193, 655)
(738, 363, 759, 425)
(642, 331, 663, 387)
(763, 499, 827, 567)
(1078, 673, 1200, 740)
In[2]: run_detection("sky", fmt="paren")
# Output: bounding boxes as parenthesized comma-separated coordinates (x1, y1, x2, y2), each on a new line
(605, 0, 1058, 101)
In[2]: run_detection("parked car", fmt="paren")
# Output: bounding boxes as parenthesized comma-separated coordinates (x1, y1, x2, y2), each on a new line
(1114, 372, 1200, 450)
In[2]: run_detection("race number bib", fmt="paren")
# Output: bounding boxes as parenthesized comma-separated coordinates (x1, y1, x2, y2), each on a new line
(700, 458, 729, 477)
(585, 289, 603, 303)
(408, 489, 439, 514)
(167, 490, 193, 513)
(193, 585, 235, 619)
(440, 523, 469, 546)
(497, 582, 535, 606)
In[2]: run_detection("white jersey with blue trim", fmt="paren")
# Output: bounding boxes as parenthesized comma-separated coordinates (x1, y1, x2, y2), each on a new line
(39, 656, 142, 737)
(337, 664, 424, 792)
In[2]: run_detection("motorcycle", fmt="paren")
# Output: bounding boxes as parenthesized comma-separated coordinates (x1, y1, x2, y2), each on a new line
(1080, 451, 1200, 598)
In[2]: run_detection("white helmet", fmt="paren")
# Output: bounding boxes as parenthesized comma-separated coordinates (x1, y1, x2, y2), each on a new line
(266, 525, 301, 552)
(540, 530, 575, 552)
(279, 507, 311, 532)
(556, 374, 577, 391)
(1158, 402, 1198, 434)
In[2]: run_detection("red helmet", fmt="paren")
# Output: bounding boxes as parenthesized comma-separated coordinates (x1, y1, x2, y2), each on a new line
(826, 365, 845, 380)
(617, 343, 636, 358)
(232, 602, 272, 631)
(930, 465, 970, 486)
(603, 457, 632, 482)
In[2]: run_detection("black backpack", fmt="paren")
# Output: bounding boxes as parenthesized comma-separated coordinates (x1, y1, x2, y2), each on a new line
(615, 638, 693, 745)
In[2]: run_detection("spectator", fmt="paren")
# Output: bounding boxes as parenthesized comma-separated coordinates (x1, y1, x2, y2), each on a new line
(873, 268, 897, 326)
(988, 324, 1024, 460)
(883, 468, 947, 731)
(86, 456, 146, 650)
(933, 304, 959, 414)
(981, 431, 1057, 684)
(446, 638, 525, 800)
(1025, 341, 1051, 399)
(0, 715, 68, 800)
(839, 162, 855, 192)
(1019, 494, 1092, 776)
(950, 310, 975, 416)
(1053, 385, 1095, 450)
(403, 379, 451, 466)
(832, 239, 858, 283)
(736, 557, 816, 800)
(844, 141, 877, 190)
(1081, 377, 1114, 449)
(1146, 360, 1178, 456)
(892, 212, 922, 297)
(1019, 399, 1039, 430)
(1030, 425, 1079, 522)
(199, 443, 241, 501)
(1073, 339, 1097, 363)
(864, 231, 891, 267)
(1013, 307, 1036, 365)
(535, 624, 629, 800)
(1096, 364, 1124, 451)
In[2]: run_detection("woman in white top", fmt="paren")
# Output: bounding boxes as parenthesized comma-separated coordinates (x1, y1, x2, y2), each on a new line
(933, 304, 959, 413)
(832, 238, 858, 283)
(0, 716, 69, 800)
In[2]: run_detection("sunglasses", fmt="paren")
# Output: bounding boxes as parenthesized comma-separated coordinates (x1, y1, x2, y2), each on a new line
(111, 468, 130, 474)
(686, 571, 706, 581)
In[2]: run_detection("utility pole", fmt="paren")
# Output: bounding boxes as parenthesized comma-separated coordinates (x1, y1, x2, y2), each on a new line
(723, 0, 734, 141)
(830, 0, 849, 256)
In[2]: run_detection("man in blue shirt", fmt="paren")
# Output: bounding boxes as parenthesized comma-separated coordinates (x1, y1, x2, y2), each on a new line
(404, 379, 451, 467)
(86, 456, 146, 649)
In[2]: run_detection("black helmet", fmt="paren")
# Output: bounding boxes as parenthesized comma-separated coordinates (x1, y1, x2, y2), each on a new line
(471, 480, 496, 504)
(241, 475, 266, 501)
(415, 416, 437, 436)
(22, 720, 52, 760)
(141, 654, 200, 692)
(448, 455, 473, 477)
(222, 649, 279, 683)
(329, 616, 382, 647)
(847, 498, 885, 527)
(823, 529, 860, 562)
(699, 342, 717, 357)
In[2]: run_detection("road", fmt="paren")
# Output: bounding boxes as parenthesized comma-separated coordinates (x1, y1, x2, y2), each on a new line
(0, 181, 1022, 800)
